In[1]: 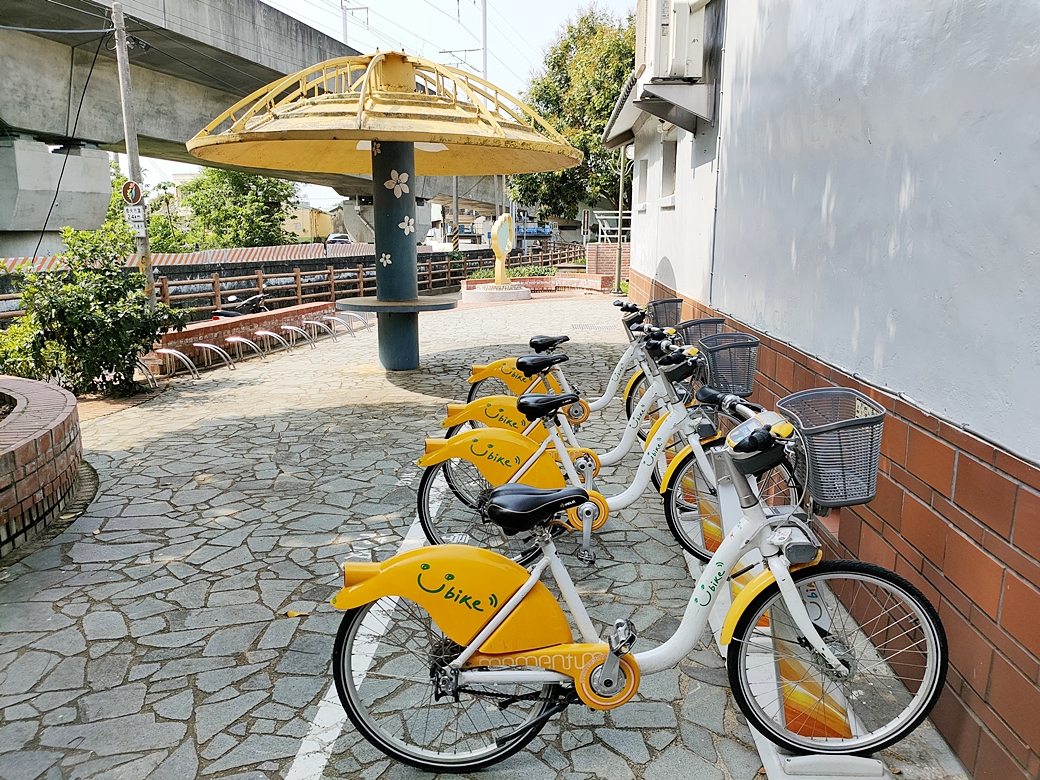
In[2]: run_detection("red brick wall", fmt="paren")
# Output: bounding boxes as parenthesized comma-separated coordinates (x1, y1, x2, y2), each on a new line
(0, 377, 81, 559)
(586, 242, 630, 279)
(630, 268, 1039, 780)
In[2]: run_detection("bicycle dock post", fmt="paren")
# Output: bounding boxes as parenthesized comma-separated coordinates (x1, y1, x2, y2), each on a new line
(687, 453, 895, 780)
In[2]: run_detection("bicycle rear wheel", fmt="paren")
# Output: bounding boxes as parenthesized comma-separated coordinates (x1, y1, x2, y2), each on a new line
(417, 462, 541, 565)
(467, 376, 514, 403)
(333, 597, 560, 773)
(727, 560, 947, 756)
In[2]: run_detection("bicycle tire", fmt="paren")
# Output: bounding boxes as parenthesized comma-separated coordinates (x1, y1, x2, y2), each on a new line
(662, 448, 799, 561)
(417, 462, 542, 566)
(467, 376, 515, 403)
(624, 371, 670, 442)
(333, 597, 560, 773)
(727, 560, 947, 756)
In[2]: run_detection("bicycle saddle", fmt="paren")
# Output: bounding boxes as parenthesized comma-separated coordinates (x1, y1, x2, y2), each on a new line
(486, 485, 588, 535)
(515, 353, 569, 377)
(516, 392, 580, 421)
(529, 334, 570, 353)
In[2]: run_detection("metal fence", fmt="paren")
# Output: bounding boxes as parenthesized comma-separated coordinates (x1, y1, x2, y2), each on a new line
(0, 245, 585, 321)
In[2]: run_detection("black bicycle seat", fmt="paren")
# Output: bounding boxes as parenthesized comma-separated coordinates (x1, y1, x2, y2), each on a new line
(529, 335, 570, 353)
(515, 353, 569, 377)
(486, 485, 588, 535)
(515, 393, 580, 421)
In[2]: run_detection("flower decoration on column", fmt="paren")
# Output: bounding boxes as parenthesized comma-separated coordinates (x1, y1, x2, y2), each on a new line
(380, 253, 393, 267)
(399, 216, 415, 235)
(384, 170, 409, 198)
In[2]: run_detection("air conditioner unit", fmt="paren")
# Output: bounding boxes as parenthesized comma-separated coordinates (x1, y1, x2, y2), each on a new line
(637, 0, 710, 82)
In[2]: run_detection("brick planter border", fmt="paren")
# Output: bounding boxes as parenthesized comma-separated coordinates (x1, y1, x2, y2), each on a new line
(462, 273, 613, 294)
(0, 376, 81, 559)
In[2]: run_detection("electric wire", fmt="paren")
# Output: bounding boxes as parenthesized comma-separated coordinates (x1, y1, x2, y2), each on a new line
(0, 24, 114, 33)
(32, 29, 106, 259)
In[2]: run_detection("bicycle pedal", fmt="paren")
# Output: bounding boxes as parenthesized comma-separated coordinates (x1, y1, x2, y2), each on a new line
(608, 618, 637, 657)
(577, 547, 596, 566)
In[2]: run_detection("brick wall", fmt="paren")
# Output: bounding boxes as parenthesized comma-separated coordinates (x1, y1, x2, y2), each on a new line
(463, 274, 613, 294)
(0, 377, 81, 559)
(630, 268, 1039, 780)
(586, 242, 630, 279)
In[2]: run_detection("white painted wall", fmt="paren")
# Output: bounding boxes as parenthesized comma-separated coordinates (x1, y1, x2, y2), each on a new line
(635, 0, 1040, 458)
(630, 116, 721, 304)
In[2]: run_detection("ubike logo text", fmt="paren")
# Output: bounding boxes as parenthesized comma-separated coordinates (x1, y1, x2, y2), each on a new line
(416, 563, 499, 612)
(641, 431, 667, 466)
(693, 561, 727, 606)
(499, 363, 529, 382)
(483, 404, 521, 430)
(469, 439, 521, 468)
(480, 651, 604, 671)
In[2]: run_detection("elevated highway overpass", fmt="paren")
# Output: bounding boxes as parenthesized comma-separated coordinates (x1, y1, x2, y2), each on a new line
(0, 0, 506, 255)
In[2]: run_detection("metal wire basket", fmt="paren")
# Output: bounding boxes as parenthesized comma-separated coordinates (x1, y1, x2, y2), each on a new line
(698, 332, 759, 397)
(776, 388, 886, 508)
(676, 318, 724, 346)
(646, 298, 684, 328)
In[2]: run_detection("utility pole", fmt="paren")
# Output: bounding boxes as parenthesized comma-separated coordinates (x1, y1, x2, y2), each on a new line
(452, 176, 460, 251)
(340, 3, 367, 47)
(480, 0, 487, 82)
(112, 2, 155, 310)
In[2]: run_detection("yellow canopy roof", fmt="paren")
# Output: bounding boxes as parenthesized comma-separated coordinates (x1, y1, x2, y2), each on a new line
(187, 52, 583, 177)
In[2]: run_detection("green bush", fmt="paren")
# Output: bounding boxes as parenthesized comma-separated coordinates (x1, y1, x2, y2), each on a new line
(0, 224, 190, 395)
(468, 265, 558, 280)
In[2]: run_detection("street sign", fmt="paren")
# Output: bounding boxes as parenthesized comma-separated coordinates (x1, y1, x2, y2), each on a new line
(121, 180, 143, 205)
(129, 221, 147, 238)
(123, 204, 145, 221)
(581, 209, 590, 236)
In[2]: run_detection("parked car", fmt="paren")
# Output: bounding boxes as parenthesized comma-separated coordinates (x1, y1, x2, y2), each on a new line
(325, 233, 353, 244)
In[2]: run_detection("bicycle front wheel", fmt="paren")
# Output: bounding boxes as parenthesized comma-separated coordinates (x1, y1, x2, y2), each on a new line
(333, 597, 561, 773)
(417, 461, 541, 565)
(467, 376, 514, 403)
(727, 560, 948, 756)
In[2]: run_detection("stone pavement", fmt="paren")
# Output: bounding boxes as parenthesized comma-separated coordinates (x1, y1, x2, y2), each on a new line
(0, 294, 965, 780)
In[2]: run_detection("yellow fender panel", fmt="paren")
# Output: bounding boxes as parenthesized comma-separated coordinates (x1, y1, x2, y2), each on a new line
(441, 396, 547, 441)
(718, 552, 825, 645)
(467, 359, 562, 395)
(658, 444, 695, 494)
(330, 545, 573, 651)
(622, 368, 645, 404)
(418, 429, 566, 488)
(643, 413, 669, 450)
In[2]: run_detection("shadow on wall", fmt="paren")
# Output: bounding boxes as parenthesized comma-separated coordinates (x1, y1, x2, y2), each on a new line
(653, 256, 677, 298)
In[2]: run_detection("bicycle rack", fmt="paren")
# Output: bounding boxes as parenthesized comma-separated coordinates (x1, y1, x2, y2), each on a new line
(155, 348, 201, 380)
(255, 330, 293, 353)
(135, 358, 159, 389)
(192, 342, 236, 370)
(321, 316, 357, 337)
(325, 311, 372, 333)
(303, 319, 337, 341)
(225, 336, 267, 361)
(281, 325, 315, 349)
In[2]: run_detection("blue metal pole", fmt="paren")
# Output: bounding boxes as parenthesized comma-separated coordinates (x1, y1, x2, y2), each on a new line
(371, 141, 419, 370)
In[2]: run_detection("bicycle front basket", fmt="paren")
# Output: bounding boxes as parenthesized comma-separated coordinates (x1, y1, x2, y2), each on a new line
(698, 332, 759, 397)
(776, 388, 885, 508)
(676, 318, 725, 346)
(646, 298, 684, 329)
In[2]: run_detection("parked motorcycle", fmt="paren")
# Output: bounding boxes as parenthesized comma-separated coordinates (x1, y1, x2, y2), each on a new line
(212, 288, 269, 318)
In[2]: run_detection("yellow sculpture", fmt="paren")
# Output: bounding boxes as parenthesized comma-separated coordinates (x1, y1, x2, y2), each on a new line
(491, 213, 514, 286)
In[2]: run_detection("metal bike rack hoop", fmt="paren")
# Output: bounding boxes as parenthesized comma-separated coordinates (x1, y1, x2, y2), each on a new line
(321, 315, 357, 337)
(192, 342, 236, 370)
(255, 330, 293, 353)
(155, 348, 201, 379)
(225, 336, 267, 361)
(281, 325, 316, 349)
(303, 319, 337, 341)
(135, 358, 159, 389)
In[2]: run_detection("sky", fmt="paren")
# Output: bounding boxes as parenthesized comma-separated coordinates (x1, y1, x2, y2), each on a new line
(129, 0, 635, 209)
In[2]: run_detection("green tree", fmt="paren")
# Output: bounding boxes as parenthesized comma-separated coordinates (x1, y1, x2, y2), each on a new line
(148, 181, 196, 253)
(510, 6, 635, 219)
(0, 224, 189, 395)
(180, 168, 300, 248)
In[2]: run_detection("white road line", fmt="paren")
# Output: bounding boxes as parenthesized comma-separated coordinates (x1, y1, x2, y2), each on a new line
(284, 516, 428, 780)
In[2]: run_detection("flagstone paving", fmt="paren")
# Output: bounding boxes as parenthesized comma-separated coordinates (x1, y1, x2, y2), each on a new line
(0, 294, 966, 780)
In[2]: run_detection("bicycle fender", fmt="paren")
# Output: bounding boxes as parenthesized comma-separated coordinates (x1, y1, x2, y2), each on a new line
(718, 552, 824, 645)
(622, 368, 645, 403)
(330, 546, 572, 651)
(468, 359, 562, 394)
(658, 444, 695, 494)
(441, 396, 547, 441)
(418, 429, 566, 488)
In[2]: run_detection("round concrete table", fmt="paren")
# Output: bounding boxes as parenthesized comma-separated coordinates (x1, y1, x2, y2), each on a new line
(337, 295, 457, 370)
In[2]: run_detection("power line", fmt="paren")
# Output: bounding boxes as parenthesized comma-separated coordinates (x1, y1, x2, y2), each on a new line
(0, 24, 114, 33)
